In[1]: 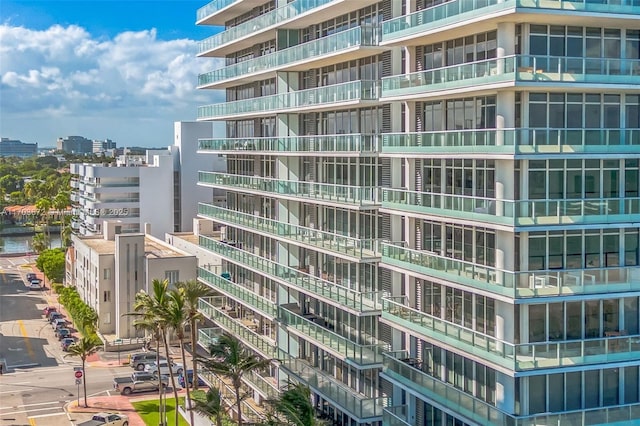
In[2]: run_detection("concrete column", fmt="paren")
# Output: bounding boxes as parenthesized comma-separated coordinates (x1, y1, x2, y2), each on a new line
(496, 371, 516, 413)
(405, 46, 417, 74)
(495, 299, 515, 345)
(497, 22, 516, 58)
(404, 102, 417, 134)
(495, 159, 514, 218)
(496, 91, 515, 146)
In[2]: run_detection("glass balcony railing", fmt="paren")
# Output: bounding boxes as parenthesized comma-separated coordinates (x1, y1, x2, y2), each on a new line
(200, 370, 264, 424)
(199, 235, 380, 312)
(244, 370, 279, 399)
(381, 128, 640, 154)
(280, 358, 385, 420)
(198, 0, 335, 53)
(382, 189, 640, 226)
(278, 306, 385, 367)
(381, 0, 640, 42)
(198, 297, 286, 360)
(198, 80, 379, 120)
(198, 267, 277, 318)
(196, 0, 237, 23)
(199, 26, 379, 85)
(381, 56, 640, 98)
(197, 327, 223, 349)
(198, 172, 379, 207)
(381, 242, 640, 298)
(382, 351, 510, 425)
(383, 406, 412, 426)
(384, 297, 640, 371)
(198, 133, 379, 154)
(198, 203, 379, 260)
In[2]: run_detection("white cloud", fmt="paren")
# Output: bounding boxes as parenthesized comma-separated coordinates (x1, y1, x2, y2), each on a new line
(0, 23, 224, 147)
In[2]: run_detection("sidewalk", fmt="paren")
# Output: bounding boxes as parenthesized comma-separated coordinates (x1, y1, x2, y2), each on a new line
(67, 395, 146, 426)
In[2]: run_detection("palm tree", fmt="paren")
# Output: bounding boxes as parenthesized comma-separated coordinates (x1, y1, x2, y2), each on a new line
(130, 279, 178, 426)
(199, 332, 271, 426)
(177, 280, 214, 391)
(53, 191, 70, 243)
(192, 388, 227, 426)
(267, 382, 318, 426)
(167, 288, 195, 426)
(35, 198, 52, 249)
(64, 337, 101, 408)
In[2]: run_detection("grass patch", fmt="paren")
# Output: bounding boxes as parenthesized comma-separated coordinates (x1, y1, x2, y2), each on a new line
(131, 397, 188, 426)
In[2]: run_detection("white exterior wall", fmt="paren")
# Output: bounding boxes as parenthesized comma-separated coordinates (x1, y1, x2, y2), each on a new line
(114, 234, 146, 339)
(138, 154, 174, 239)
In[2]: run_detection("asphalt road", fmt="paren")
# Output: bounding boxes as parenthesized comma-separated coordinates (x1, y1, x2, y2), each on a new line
(0, 257, 130, 426)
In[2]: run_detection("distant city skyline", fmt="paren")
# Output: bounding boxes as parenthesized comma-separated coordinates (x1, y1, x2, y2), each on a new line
(0, 0, 224, 148)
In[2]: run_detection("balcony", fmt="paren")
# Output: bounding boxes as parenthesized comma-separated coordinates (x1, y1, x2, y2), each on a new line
(199, 235, 380, 313)
(381, 0, 640, 45)
(197, 80, 379, 120)
(198, 25, 381, 88)
(199, 369, 264, 424)
(198, 133, 379, 156)
(278, 305, 384, 367)
(382, 189, 640, 226)
(381, 56, 640, 101)
(244, 370, 279, 400)
(197, 327, 223, 350)
(199, 296, 285, 360)
(198, 203, 379, 261)
(280, 358, 385, 421)
(381, 128, 640, 156)
(381, 242, 640, 298)
(384, 296, 640, 371)
(198, 266, 277, 319)
(196, 0, 262, 26)
(383, 406, 412, 426)
(198, 172, 379, 208)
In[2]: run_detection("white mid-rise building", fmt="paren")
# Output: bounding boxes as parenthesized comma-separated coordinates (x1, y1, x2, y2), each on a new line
(70, 121, 225, 239)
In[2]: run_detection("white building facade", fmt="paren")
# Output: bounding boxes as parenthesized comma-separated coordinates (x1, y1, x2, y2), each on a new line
(192, 1, 640, 425)
(71, 121, 225, 239)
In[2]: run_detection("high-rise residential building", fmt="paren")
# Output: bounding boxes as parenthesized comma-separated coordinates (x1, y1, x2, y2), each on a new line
(57, 135, 94, 154)
(192, 1, 640, 425)
(70, 121, 226, 239)
(0, 137, 38, 158)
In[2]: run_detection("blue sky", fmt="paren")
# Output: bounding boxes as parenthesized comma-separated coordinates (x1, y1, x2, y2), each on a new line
(1, 1, 224, 148)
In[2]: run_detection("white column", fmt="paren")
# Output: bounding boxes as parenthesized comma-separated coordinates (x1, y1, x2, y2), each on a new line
(496, 371, 516, 413)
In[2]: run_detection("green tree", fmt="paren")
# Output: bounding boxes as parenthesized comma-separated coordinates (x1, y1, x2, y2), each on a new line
(266, 383, 320, 426)
(53, 190, 70, 242)
(35, 248, 65, 282)
(0, 174, 22, 194)
(31, 232, 49, 254)
(177, 280, 214, 391)
(199, 332, 271, 426)
(35, 198, 52, 248)
(64, 337, 101, 408)
(192, 388, 227, 426)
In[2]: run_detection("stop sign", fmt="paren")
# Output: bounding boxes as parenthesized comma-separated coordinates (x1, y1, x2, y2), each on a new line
(75, 370, 83, 378)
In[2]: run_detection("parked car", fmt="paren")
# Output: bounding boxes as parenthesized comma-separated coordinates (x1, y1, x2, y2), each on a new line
(52, 318, 68, 329)
(178, 370, 206, 388)
(144, 360, 183, 377)
(48, 312, 64, 323)
(61, 337, 76, 351)
(129, 352, 166, 371)
(56, 328, 71, 340)
(77, 412, 128, 426)
(28, 278, 42, 289)
(43, 306, 57, 316)
(26, 273, 37, 281)
(113, 372, 168, 395)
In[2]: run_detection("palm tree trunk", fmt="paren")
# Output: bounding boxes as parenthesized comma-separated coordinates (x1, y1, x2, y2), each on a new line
(162, 329, 180, 426)
(82, 358, 88, 407)
(235, 383, 243, 426)
(190, 318, 199, 391)
(179, 338, 195, 426)
(156, 337, 165, 426)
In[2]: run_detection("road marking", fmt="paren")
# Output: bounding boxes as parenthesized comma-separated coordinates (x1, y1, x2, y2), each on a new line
(0, 388, 33, 394)
(0, 401, 60, 410)
(17, 320, 36, 359)
(0, 406, 61, 416)
(29, 418, 36, 426)
(28, 412, 67, 419)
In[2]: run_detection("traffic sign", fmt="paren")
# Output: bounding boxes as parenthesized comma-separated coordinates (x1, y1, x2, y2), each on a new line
(75, 370, 83, 379)
(75, 378, 82, 385)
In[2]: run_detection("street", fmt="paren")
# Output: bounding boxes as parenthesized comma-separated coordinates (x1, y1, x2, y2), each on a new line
(0, 257, 130, 426)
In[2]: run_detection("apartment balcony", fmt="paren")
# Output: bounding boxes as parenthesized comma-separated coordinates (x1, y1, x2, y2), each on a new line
(198, 172, 379, 209)
(243, 370, 279, 400)
(381, 189, 640, 227)
(199, 235, 380, 313)
(197, 80, 379, 120)
(382, 351, 511, 426)
(381, 242, 640, 298)
(384, 296, 640, 371)
(278, 305, 385, 368)
(197, 326, 223, 350)
(199, 26, 381, 88)
(381, 0, 640, 46)
(280, 358, 385, 421)
(198, 133, 379, 156)
(381, 128, 640, 156)
(383, 406, 412, 426)
(198, 203, 380, 261)
(196, 0, 263, 26)
(198, 266, 277, 319)
(381, 56, 640, 101)
(199, 296, 286, 360)
(199, 369, 265, 424)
